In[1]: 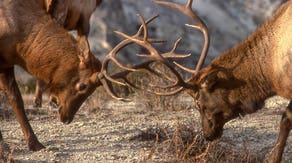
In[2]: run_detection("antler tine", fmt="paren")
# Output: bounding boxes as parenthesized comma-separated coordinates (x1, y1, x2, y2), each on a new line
(150, 87, 184, 96)
(162, 38, 191, 58)
(138, 14, 148, 42)
(153, 0, 210, 74)
(116, 14, 196, 94)
(136, 14, 159, 38)
(99, 78, 130, 101)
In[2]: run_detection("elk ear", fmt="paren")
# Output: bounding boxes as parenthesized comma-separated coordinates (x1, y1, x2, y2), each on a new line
(78, 36, 90, 67)
(200, 70, 219, 91)
(45, 0, 54, 13)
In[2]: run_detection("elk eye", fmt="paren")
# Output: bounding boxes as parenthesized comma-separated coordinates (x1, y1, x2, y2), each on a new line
(77, 83, 87, 91)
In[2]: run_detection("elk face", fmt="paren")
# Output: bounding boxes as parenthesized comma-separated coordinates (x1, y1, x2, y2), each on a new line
(188, 67, 245, 140)
(56, 69, 99, 124)
(53, 36, 101, 124)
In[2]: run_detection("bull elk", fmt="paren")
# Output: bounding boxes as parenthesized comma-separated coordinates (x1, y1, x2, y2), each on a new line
(148, 0, 291, 162)
(0, 0, 175, 151)
(33, 0, 102, 107)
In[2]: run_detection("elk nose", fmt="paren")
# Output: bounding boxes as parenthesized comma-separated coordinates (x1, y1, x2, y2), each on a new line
(62, 119, 72, 124)
(58, 113, 73, 124)
(57, 106, 74, 124)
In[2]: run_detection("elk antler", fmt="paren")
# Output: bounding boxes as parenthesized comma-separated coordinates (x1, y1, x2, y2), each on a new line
(97, 15, 171, 100)
(97, 14, 194, 99)
(98, 0, 210, 99)
(153, 0, 210, 74)
(98, 16, 161, 100)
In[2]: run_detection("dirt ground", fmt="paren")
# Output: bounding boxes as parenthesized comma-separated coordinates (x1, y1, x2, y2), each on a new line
(0, 92, 291, 162)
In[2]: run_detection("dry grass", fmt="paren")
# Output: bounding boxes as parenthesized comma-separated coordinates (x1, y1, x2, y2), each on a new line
(0, 141, 15, 163)
(134, 119, 264, 163)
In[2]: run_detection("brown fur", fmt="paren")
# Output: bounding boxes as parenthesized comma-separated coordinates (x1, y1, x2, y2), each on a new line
(33, 0, 102, 107)
(0, 0, 101, 151)
(38, 0, 102, 35)
(187, 1, 291, 162)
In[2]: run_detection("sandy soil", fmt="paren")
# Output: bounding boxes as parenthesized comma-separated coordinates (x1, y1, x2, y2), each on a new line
(0, 93, 291, 162)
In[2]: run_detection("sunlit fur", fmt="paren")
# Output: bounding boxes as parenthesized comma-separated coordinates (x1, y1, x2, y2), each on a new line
(33, 0, 102, 107)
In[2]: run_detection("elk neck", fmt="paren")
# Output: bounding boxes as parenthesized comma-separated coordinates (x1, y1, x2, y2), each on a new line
(207, 7, 289, 113)
(16, 17, 80, 86)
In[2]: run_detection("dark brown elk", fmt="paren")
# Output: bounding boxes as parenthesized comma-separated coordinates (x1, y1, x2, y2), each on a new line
(0, 0, 180, 151)
(150, 0, 291, 162)
(33, 0, 102, 107)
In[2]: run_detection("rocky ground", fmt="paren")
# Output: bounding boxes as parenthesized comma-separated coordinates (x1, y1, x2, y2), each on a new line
(0, 92, 291, 162)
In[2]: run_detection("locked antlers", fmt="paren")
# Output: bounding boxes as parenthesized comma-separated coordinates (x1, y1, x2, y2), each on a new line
(96, 0, 209, 99)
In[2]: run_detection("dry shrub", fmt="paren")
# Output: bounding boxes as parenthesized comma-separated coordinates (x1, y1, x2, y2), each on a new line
(0, 141, 15, 163)
(0, 93, 15, 121)
(134, 120, 264, 163)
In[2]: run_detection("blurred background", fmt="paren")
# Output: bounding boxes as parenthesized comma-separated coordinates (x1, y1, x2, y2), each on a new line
(89, 0, 285, 64)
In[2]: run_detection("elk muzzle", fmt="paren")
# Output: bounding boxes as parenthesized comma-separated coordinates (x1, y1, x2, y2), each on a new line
(201, 113, 225, 141)
(58, 106, 74, 124)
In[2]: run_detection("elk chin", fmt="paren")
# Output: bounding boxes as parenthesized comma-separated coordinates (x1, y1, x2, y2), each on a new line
(203, 126, 223, 141)
(202, 117, 224, 141)
(58, 105, 75, 124)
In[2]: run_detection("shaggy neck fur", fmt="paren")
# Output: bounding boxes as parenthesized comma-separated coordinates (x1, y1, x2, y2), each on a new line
(16, 18, 80, 87)
(208, 4, 290, 114)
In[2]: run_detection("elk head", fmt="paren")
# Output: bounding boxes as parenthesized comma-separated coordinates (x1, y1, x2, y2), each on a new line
(187, 66, 247, 140)
(51, 36, 101, 124)
(152, 0, 229, 140)
(153, 0, 254, 141)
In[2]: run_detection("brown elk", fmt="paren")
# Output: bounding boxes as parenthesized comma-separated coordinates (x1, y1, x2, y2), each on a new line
(148, 0, 291, 162)
(0, 0, 103, 151)
(33, 0, 102, 107)
(0, 0, 184, 151)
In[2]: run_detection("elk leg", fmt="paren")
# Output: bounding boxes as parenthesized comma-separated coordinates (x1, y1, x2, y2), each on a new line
(33, 79, 45, 108)
(0, 68, 45, 151)
(266, 100, 292, 163)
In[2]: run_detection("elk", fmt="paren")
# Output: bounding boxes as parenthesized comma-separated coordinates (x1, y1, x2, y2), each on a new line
(33, 0, 102, 107)
(0, 0, 103, 151)
(149, 0, 291, 162)
(0, 0, 183, 151)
